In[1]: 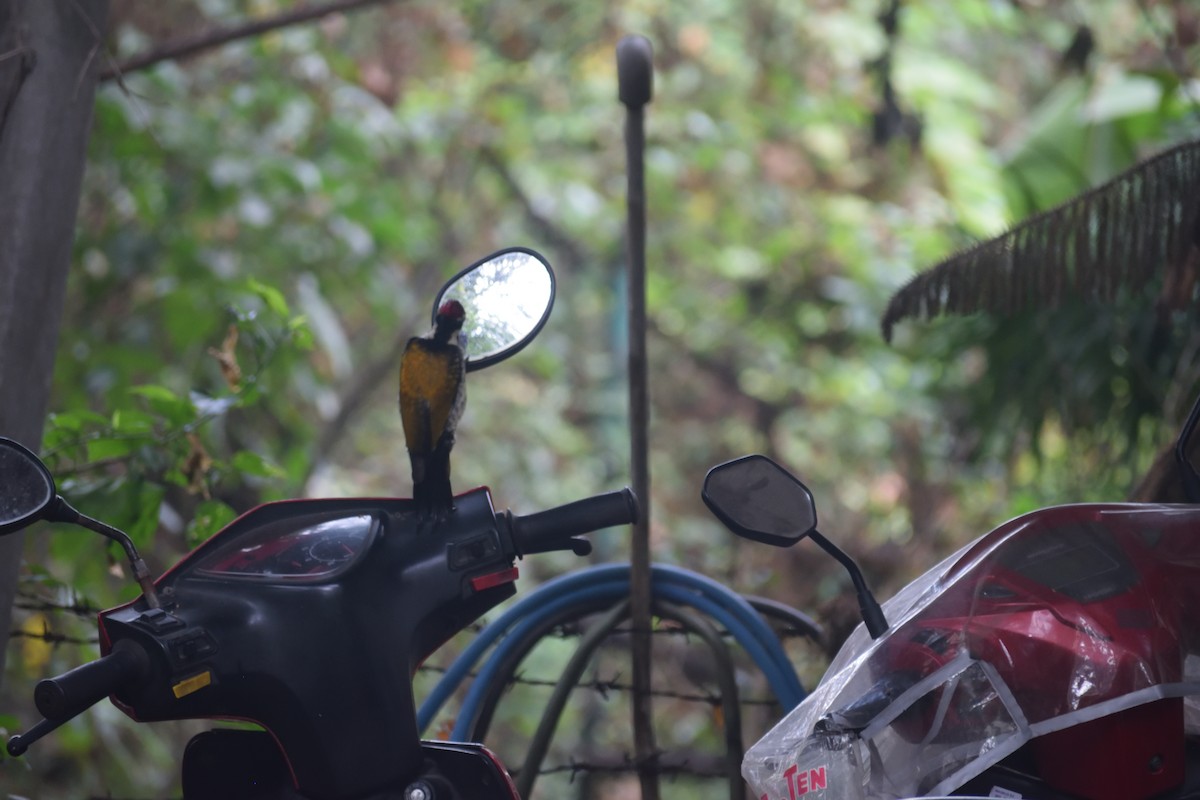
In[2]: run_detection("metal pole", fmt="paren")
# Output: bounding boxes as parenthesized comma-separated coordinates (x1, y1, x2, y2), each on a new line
(616, 33, 657, 800)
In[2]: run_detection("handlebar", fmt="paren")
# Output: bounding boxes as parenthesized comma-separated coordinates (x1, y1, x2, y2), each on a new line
(508, 488, 638, 556)
(4, 633, 150, 762)
(8, 639, 150, 757)
(35, 638, 149, 722)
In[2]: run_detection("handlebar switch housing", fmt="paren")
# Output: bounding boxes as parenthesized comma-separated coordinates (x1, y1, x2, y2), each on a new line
(135, 607, 186, 634)
(448, 531, 502, 570)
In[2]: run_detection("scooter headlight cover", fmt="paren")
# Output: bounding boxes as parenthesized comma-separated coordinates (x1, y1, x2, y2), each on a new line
(744, 503, 1200, 800)
(194, 512, 381, 583)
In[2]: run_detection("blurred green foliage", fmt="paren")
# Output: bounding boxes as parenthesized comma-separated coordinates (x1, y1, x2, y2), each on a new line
(2, 0, 1197, 796)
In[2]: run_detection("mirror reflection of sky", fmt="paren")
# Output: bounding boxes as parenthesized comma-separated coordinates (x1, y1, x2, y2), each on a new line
(446, 252, 552, 359)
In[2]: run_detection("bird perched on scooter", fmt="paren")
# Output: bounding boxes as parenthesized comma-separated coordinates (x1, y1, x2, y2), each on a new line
(399, 300, 467, 516)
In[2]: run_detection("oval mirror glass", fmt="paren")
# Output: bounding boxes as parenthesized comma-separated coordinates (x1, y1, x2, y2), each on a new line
(0, 437, 56, 534)
(433, 247, 556, 372)
(702, 454, 817, 547)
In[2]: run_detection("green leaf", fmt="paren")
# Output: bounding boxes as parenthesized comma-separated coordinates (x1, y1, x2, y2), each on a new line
(86, 437, 134, 462)
(187, 499, 238, 546)
(232, 449, 286, 479)
(1081, 72, 1162, 124)
(45, 410, 111, 455)
(111, 409, 157, 435)
(165, 467, 189, 488)
(129, 384, 197, 427)
(289, 315, 315, 350)
(0, 713, 24, 766)
(246, 277, 290, 318)
(127, 482, 166, 548)
(128, 384, 181, 403)
(48, 410, 110, 432)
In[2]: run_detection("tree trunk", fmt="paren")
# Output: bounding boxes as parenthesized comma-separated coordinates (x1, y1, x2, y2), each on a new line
(0, 0, 108, 689)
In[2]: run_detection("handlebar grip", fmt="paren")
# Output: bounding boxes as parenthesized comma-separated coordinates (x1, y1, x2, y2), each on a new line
(511, 488, 638, 556)
(35, 639, 149, 722)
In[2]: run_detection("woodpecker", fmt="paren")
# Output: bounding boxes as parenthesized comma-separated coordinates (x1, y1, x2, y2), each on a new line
(399, 299, 467, 515)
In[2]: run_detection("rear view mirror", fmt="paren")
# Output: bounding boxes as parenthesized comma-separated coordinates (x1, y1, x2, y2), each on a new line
(702, 454, 817, 547)
(0, 437, 163, 607)
(0, 437, 57, 534)
(434, 247, 556, 373)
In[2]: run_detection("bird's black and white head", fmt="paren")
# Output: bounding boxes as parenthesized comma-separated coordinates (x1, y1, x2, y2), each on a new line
(433, 300, 466, 344)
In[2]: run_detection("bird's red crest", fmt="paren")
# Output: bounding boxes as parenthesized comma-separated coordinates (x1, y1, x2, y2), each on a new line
(437, 300, 466, 320)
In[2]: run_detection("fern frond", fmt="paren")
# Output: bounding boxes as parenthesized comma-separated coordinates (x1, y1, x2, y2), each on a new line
(882, 138, 1200, 342)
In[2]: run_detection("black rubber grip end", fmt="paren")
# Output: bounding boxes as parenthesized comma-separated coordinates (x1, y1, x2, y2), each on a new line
(34, 639, 148, 722)
(617, 35, 654, 107)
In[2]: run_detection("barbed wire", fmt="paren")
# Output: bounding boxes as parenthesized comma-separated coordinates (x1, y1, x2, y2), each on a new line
(9, 628, 98, 646)
(9, 588, 810, 796)
(10, 597, 813, 710)
(14, 595, 103, 617)
(531, 752, 736, 781)
(8, 619, 799, 710)
(11, 590, 818, 638)
(419, 667, 782, 708)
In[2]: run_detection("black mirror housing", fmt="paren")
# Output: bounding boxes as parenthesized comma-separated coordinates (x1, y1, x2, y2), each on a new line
(701, 454, 817, 547)
(0, 437, 57, 535)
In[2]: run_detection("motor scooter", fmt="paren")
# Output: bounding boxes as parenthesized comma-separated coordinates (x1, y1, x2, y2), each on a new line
(1, 247, 639, 800)
(703, 394, 1200, 800)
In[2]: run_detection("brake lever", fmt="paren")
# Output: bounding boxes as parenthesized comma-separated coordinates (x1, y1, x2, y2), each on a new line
(8, 716, 64, 756)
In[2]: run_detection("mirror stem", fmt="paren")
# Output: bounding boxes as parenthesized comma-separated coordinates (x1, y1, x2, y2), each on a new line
(48, 497, 161, 609)
(809, 531, 888, 639)
(1175, 392, 1200, 503)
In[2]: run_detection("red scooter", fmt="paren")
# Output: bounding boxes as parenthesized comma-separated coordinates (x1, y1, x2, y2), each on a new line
(1, 248, 638, 800)
(703, 400, 1200, 800)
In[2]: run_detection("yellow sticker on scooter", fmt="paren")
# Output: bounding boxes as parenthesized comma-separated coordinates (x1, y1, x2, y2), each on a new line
(172, 671, 212, 699)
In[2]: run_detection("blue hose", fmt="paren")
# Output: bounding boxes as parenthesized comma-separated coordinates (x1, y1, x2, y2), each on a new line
(417, 563, 806, 735)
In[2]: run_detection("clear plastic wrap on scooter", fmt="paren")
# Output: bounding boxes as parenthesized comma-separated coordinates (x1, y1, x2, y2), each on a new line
(744, 502, 1200, 800)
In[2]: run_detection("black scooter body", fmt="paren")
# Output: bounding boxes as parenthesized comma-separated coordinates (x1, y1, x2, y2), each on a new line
(99, 488, 519, 799)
